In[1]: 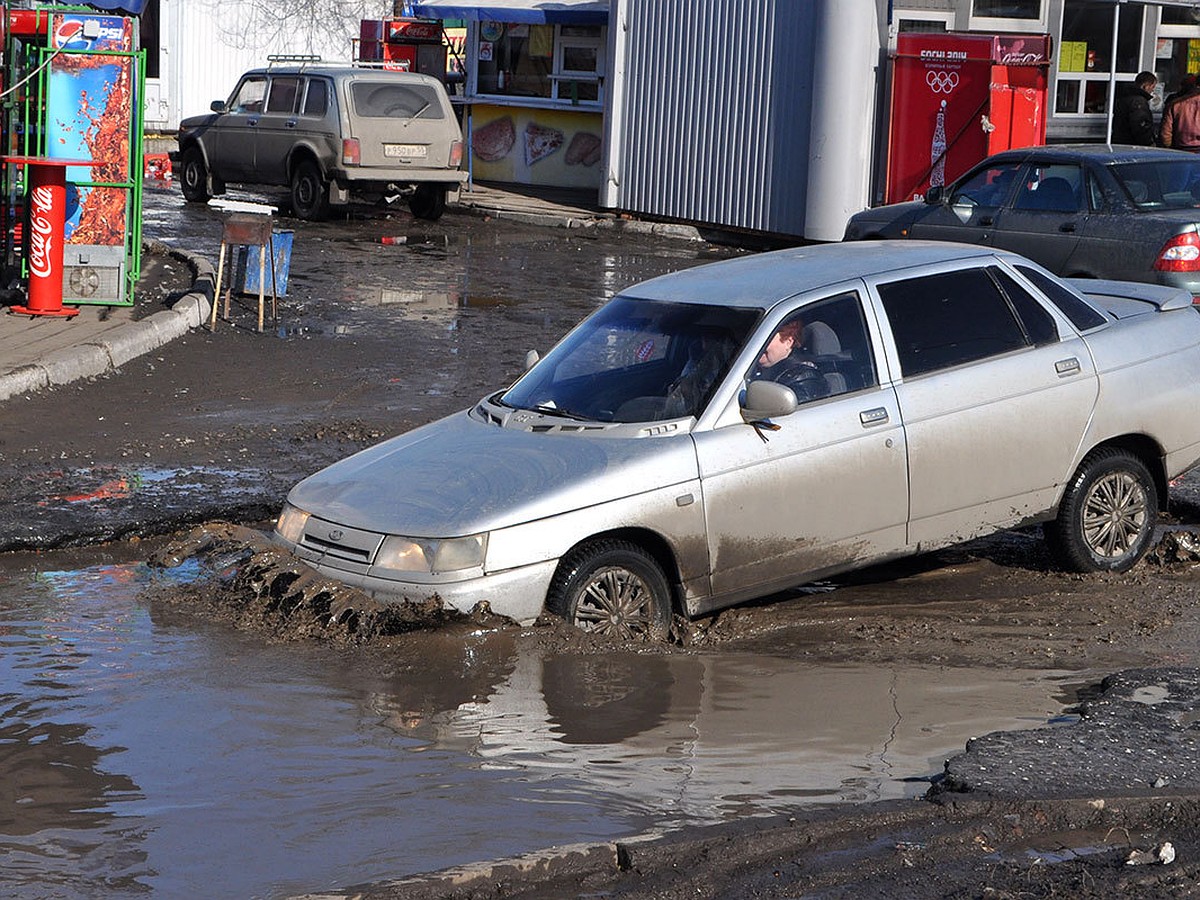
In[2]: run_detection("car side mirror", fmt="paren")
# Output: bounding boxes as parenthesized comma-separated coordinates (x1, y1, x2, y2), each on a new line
(523, 349, 540, 371)
(924, 185, 944, 204)
(210, 100, 228, 113)
(740, 380, 798, 423)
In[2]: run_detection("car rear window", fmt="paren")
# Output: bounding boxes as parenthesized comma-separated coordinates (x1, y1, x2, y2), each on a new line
(1014, 265, 1108, 331)
(351, 81, 445, 119)
(1111, 160, 1200, 209)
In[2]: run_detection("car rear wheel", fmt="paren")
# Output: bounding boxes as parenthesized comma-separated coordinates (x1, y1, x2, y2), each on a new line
(547, 539, 672, 641)
(1044, 447, 1158, 573)
(290, 159, 330, 221)
(179, 147, 211, 203)
(409, 184, 447, 221)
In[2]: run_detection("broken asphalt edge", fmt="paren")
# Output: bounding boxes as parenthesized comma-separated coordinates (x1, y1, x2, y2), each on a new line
(454, 196, 706, 241)
(0, 239, 214, 403)
(286, 793, 1200, 899)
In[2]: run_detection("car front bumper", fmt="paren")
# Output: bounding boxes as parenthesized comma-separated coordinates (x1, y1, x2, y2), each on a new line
(276, 536, 555, 625)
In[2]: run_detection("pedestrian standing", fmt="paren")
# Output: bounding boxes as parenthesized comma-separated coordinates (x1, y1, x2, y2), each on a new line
(1161, 74, 1200, 151)
(1110, 71, 1157, 146)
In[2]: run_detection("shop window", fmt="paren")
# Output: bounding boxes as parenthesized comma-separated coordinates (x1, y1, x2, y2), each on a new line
(973, 1, 1041, 19)
(476, 22, 604, 105)
(1163, 8, 1200, 26)
(898, 19, 948, 34)
(1054, 1, 1146, 115)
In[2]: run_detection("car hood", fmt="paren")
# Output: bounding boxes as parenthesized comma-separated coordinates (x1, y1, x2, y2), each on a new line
(179, 112, 218, 131)
(286, 409, 701, 537)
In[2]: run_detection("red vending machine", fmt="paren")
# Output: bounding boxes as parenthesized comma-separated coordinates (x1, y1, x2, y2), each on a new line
(358, 18, 447, 76)
(885, 32, 1051, 204)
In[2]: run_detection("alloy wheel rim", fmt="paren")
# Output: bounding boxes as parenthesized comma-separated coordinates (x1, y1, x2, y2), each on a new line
(1082, 471, 1147, 560)
(574, 565, 657, 639)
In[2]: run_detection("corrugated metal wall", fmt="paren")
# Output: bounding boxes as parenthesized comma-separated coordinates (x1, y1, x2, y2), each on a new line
(604, 0, 818, 235)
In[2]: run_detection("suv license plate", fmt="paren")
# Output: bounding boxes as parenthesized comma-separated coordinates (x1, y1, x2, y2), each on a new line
(384, 144, 428, 159)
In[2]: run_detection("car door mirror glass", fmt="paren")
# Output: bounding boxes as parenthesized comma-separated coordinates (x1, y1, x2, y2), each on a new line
(924, 185, 944, 204)
(210, 100, 227, 113)
(741, 380, 798, 423)
(523, 349, 540, 371)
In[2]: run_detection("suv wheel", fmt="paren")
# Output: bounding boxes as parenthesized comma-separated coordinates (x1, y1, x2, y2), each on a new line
(179, 147, 211, 203)
(290, 160, 330, 221)
(409, 184, 447, 221)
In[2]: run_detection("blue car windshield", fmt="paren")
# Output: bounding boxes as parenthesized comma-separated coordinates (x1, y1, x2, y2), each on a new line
(500, 297, 761, 423)
(1111, 160, 1200, 209)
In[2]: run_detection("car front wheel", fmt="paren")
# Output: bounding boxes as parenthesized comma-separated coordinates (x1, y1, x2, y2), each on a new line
(547, 539, 672, 641)
(408, 184, 447, 221)
(290, 160, 330, 221)
(1045, 447, 1158, 573)
(179, 147, 211, 203)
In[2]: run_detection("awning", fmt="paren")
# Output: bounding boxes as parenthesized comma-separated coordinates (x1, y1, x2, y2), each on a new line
(83, 0, 148, 13)
(404, 0, 609, 24)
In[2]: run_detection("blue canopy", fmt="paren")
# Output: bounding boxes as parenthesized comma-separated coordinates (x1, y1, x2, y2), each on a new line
(83, 0, 147, 13)
(404, 0, 608, 24)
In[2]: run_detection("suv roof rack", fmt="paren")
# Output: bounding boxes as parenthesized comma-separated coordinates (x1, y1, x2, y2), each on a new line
(267, 54, 322, 67)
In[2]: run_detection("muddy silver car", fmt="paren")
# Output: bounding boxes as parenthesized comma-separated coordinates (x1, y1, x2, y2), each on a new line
(274, 242, 1200, 639)
(177, 61, 465, 221)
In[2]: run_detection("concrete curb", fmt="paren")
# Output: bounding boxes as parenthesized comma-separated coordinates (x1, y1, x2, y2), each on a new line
(0, 240, 214, 403)
(455, 198, 706, 242)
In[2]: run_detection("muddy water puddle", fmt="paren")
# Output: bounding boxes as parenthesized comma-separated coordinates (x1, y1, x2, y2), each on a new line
(0, 545, 1087, 898)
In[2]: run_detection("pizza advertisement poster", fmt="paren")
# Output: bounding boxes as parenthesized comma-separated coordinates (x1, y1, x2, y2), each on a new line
(469, 105, 604, 190)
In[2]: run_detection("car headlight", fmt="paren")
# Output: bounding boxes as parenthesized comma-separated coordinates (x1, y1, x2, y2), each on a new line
(276, 503, 310, 544)
(376, 533, 487, 574)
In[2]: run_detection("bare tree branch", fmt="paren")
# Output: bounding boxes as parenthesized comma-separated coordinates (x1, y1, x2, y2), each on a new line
(197, 0, 392, 57)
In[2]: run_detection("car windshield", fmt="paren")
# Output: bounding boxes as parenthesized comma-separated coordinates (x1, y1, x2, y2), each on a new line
(1111, 160, 1200, 209)
(500, 297, 761, 424)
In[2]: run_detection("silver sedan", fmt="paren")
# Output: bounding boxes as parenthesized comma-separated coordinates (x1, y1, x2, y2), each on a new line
(275, 241, 1200, 640)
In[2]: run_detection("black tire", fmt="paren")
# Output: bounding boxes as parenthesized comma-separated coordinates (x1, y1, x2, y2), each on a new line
(547, 539, 672, 641)
(408, 184, 447, 221)
(1044, 447, 1158, 573)
(290, 159, 330, 221)
(179, 146, 211, 203)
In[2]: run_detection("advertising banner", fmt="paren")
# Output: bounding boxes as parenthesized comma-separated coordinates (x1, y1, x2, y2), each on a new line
(470, 105, 603, 189)
(46, 14, 134, 249)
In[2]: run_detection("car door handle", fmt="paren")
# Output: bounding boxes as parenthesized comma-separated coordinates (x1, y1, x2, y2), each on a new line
(1055, 357, 1082, 376)
(1059, 221, 1076, 233)
(286, 119, 298, 128)
(860, 407, 890, 427)
(247, 118, 259, 126)
(979, 215, 994, 226)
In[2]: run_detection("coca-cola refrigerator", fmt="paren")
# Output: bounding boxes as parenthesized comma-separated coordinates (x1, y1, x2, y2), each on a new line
(358, 18, 447, 77)
(885, 32, 1051, 205)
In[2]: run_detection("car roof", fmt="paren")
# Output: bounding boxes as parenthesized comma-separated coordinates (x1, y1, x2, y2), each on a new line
(243, 65, 443, 84)
(986, 143, 1194, 166)
(622, 240, 1000, 308)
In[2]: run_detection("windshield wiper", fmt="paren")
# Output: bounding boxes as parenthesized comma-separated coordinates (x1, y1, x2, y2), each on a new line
(530, 403, 591, 421)
(402, 102, 431, 126)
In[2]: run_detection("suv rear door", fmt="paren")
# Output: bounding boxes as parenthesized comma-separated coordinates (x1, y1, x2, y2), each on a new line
(347, 76, 456, 170)
(254, 75, 337, 185)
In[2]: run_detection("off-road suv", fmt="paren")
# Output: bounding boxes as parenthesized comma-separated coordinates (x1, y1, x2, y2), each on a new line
(177, 61, 466, 221)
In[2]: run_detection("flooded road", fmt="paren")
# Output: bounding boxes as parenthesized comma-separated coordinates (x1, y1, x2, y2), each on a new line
(0, 545, 1083, 898)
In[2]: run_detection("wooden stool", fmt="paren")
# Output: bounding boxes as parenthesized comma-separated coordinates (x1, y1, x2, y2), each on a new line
(211, 212, 279, 333)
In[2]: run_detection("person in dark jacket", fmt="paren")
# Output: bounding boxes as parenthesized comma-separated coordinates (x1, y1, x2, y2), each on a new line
(749, 319, 828, 403)
(1111, 71, 1158, 146)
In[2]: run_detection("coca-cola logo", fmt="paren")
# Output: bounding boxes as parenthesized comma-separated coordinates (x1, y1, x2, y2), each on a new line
(1001, 51, 1045, 64)
(29, 186, 55, 280)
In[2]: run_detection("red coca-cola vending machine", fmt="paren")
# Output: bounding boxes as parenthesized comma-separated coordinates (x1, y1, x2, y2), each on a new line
(885, 32, 1051, 204)
(358, 18, 447, 76)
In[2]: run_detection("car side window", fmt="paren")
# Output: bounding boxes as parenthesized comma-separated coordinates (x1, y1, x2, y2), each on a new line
(988, 267, 1059, 346)
(1014, 265, 1109, 331)
(266, 76, 301, 114)
(302, 78, 329, 117)
(877, 268, 1028, 378)
(949, 163, 1022, 209)
(230, 76, 267, 114)
(1085, 170, 1106, 212)
(1013, 164, 1083, 213)
(747, 292, 878, 406)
